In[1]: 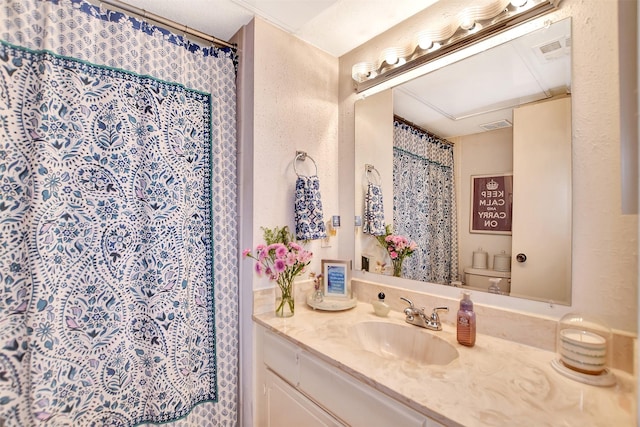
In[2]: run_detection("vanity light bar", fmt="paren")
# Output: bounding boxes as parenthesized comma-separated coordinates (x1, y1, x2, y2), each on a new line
(352, 0, 561, 93)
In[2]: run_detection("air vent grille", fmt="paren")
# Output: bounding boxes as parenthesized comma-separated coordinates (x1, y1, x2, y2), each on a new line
(539, 40, 562, 54)
(479, 119, 512, 131)
(534, 35, 570, 61)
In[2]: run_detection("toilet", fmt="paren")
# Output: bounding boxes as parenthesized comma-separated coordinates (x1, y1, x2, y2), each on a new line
(463, 267, 511, 294)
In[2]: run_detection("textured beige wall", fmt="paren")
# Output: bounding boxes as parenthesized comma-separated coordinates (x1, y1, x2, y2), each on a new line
(251, 18, 340, 288)
(338, 0, 638, 333)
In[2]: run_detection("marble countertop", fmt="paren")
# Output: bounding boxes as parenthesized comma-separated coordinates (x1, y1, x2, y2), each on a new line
(254, 301, 636, 427)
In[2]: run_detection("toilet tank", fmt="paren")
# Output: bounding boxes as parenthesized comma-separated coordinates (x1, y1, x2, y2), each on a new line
(463, 267, 511, 294)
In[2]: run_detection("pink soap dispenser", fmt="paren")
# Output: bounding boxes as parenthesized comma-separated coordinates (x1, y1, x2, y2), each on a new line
(457, 292, 476, 347)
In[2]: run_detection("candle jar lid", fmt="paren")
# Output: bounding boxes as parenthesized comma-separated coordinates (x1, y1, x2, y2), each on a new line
(556, 313, 612, 375)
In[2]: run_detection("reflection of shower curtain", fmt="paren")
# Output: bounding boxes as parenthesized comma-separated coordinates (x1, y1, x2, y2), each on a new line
(0, 1, 238, 425)
(393, 120, 458, 284)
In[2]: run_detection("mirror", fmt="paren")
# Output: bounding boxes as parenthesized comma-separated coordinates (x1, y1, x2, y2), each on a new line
(355, 18, 572, 305)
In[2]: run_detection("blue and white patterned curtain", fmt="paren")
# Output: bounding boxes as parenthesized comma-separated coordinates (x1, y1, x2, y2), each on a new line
(0, 1, 238, 426)
(393, 120, 458, 284)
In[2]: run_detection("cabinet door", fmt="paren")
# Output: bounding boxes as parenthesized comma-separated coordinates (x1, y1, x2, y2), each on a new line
(266, 369, 345, 427)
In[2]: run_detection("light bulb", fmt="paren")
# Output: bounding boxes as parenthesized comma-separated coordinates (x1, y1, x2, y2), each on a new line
(460, 18, 475, 31)
(416, 31, 433, 50)
(510, 0, 528, 7)
(351, 62, 375, 82)
(382, 48, 399, 65)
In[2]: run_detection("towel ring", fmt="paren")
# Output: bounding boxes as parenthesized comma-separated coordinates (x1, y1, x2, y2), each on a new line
(294, 151, 318, 177)
(365, 164, 381, 185)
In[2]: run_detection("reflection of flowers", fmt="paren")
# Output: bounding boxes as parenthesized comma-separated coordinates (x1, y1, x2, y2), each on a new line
(375, 225, 417, 277)
(309, 272, 324, 302)
(310, 272, 323, 291)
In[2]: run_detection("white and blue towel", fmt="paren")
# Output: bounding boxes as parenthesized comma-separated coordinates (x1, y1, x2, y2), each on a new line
(295, 175, 327, 240)
(363, 182, 385, 235)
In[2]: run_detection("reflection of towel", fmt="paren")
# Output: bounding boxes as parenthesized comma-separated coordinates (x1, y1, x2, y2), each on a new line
(363, 182, 385, 235)
(294, 175, 327, 240)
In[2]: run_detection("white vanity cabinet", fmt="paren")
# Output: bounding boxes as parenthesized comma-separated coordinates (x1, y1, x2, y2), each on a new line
(264, 369, 344, 427)
(257, 325, 447, 427)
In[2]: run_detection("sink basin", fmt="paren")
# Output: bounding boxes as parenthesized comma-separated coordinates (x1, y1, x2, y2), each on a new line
(348, 321, 459, 366)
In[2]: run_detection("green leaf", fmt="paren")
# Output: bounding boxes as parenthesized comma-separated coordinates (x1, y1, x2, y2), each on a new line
(261, 225, 293, 245)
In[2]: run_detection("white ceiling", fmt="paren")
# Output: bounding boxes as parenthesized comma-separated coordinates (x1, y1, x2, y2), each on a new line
(115, 0, 438, 57)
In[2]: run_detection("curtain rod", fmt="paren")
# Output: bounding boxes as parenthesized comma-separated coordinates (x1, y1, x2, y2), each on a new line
(98, 0, 236, 49)
(393, 115, 454, 146)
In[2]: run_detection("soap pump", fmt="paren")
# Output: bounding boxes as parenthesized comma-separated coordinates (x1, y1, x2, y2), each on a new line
(488, 278, 502, 294)
(372, 291, 390, 317)
(457, 291, 476, 347)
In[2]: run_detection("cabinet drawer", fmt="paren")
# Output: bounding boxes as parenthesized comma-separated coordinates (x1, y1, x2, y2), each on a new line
(299, 352, 426, 427)
(264, 330, 299, 386)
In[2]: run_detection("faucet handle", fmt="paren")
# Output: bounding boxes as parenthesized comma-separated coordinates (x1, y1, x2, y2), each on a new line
(400, 297, 416, 320)
(431, 306, 449, 321)
(400, 297, 414, 308)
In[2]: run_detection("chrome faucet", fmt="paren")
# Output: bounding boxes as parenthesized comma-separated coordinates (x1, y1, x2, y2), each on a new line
(400, 297, 448, 331)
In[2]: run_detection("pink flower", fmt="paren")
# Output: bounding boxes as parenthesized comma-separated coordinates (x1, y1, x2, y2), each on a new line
(286, 252, 297, 266)
(254, 263, 263, 276)
(274, 244, 288, 258)
(244, 228, 313, 286)
(288, 242, 302, 251)
(389, 251, 398, 259)
(274, 259, 287, 273)
(298, 251, 312, 264)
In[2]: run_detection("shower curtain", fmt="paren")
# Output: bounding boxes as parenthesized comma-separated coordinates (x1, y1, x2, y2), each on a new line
(393, 120, 458, 284)
(0, 1, 238, 426)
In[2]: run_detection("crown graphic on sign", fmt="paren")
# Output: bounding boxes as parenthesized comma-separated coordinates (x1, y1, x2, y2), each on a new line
(486, 179, 499, 190)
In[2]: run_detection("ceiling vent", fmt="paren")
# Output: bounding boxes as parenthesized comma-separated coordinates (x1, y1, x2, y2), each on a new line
(533, 35, 570, 62)
(479, 119, 512, 131)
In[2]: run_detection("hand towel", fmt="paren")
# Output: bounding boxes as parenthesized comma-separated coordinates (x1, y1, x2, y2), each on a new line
(294, 175, 327, 240)
(363, 182, 385, 235)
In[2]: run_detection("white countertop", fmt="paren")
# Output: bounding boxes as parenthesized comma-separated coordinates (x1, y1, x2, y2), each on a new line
(254, 301, 636, 427)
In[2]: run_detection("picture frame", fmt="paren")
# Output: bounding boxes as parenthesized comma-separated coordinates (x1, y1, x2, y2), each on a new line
(470, 173, 513, 235)
(322, 259, 352, 298)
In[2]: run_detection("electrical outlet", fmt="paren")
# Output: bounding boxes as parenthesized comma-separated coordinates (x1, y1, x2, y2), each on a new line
(361, 256, 370, 272)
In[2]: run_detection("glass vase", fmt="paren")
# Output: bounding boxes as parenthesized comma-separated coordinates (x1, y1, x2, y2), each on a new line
(392, 259, 403, 277)
(275, 277, 295, 317)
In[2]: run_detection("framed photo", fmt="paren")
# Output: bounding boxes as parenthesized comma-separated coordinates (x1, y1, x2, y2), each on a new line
(470, 173, 513, 235)
(322, 259, 352, 298)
